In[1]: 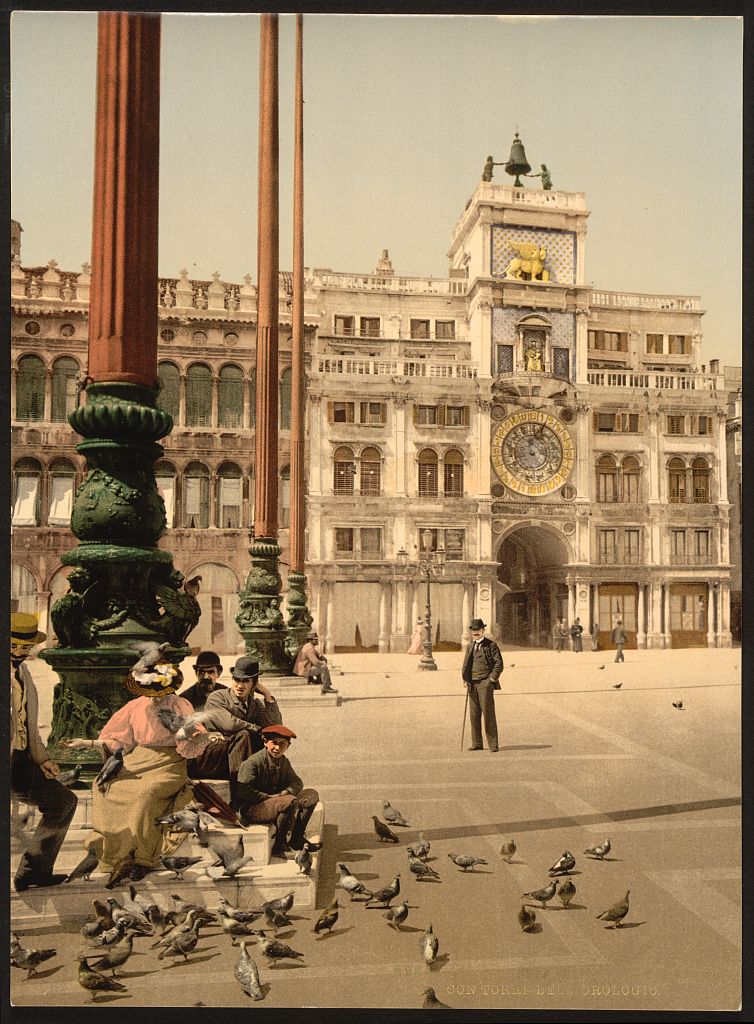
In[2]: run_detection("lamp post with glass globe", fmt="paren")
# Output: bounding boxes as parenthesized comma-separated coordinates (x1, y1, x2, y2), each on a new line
(398, 530, 445, 670)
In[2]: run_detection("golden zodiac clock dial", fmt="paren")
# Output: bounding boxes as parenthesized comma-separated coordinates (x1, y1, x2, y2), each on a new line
(491, 411, 574, 496)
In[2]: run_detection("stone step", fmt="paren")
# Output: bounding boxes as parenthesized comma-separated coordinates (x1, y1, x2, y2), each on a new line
(275, 691, 341, 706)
(10, 804, 325, 932)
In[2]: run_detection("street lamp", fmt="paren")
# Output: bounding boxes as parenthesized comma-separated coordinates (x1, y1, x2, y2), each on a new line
(416, 529, 445, 671)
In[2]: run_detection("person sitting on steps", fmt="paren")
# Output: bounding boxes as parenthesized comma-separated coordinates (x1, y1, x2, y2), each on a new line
(293, 631, 338, 694)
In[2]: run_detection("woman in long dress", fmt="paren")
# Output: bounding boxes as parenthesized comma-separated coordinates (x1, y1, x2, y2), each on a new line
(407, 618, 423, 655)
(64, 660, 211, 878)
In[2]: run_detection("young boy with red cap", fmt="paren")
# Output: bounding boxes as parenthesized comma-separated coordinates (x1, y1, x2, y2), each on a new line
(235, 724, 319, 857)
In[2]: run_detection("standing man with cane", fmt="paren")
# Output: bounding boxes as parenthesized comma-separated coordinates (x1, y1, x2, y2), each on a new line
(461, 618, 504, 753)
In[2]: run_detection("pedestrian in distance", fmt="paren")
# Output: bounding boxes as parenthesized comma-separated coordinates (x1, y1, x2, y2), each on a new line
(611, 619, 628, 663)
(591, 619, 600, 652)
(407, 618, 423, 655)
(570, 618, 583, 653)
(552, 617, 567, 652)
(461, 619, 503, 753)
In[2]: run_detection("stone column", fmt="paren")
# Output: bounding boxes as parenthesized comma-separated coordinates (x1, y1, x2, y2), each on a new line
(637, 584, 646, 648)
(40, 12, 192, 759)
(324, 581, 335, 655)
(286, 13, 313, 650)
(211, 374, 219, 427)
(707, 583, 716, 647)
(647, 409, 660, 502)
(237, 14, 289, 674)
(394, 393, 407, 494)
(566, 578, 575, 626)
(662, 584, 671, 648)
(716, 410, 729, 503)
(43, 367, 53, 422)
(242, 375, 251, 429)
(575, 402, 590, 497)
(461, 581, 471, 651)
(378, 582, 391, 653)
(720, 580, 732, 647)
(209, 469, 218, 528)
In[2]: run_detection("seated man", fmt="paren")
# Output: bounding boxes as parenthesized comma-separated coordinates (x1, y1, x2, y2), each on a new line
(187, 656, 282, 808)
(235, 725, 320, 857)
(293, 631, 338, 695)
(180, 650, 225, 710)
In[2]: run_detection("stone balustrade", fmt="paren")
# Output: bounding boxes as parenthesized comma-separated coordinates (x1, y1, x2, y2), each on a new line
(589, 289, 702, 312)
(311, 357, 478, 379)
(586, 369, 722, 391)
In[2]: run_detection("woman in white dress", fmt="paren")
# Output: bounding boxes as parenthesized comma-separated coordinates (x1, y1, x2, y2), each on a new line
(407, 618, 423, 655)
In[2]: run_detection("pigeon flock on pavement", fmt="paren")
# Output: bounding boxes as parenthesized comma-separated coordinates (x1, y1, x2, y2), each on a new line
(12, 789, 636, 1008)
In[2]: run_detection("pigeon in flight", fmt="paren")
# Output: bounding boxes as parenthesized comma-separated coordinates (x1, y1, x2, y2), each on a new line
(129, 641, 171, 676)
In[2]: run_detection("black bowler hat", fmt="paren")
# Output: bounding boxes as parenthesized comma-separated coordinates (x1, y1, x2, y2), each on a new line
(469, 618, 486, 630)
(195, 650, 222, 669)
(231, 656, 260, 680)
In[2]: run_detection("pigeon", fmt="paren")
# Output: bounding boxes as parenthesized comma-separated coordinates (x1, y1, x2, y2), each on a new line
(312, 898, 339, 936)
(264, 905, 293, 932)
(152, 910, 200, 949)
(420, 923, 439, 967)
(596, 890, 631, 928)
(613, 683, 623, 689)
(383, 900, 409, 930)
(372, 815, 400, 843)
(447, 853, 488, 872)
(156, 808, 210, 845)
(89, 898, 115, 931)
(105, 848, 141, 889)
(94, 748, 124, 794)
(156, 706, 184, 733)
(77, 955, 128, 1001)
(256, 932, 305, 968)
(89, 921, 127, 947)
(294, 843, 312, 875)
(412, 834, 431, 859)
(156, 707, 213, 742)
(11, 934, 56, 979)
(509, 663, 516, 669)
(422, 987, 450, 1009)
(522, 880, 557, 909)
(584, 839, 611, 860)
(598, 664, 606, 670)
(66, 845, 99, 883)
(263, 891, 295, 916)
(170, 893, 216, 925)
(58, 763, 83, 786)
(234, 941, 264, 1000)
(218, 897, 262, 924)
(90, 930, 136, 977)
(184, 575, 202, 597)
(408, 853, 440, 882)
(337, 864, 373, 901)
(366, 874, 401, 907)
(557, 878, 577, 908)
(499, 839, 517, 863)
(106, 899, 153, 935)
(161, 855, 204, 879)
(382, 801, 409, 827)
(548, 851, 576, 876)
(518, 905, 537, 932)
(219, 910, 258, 944)
(158, 912, 202, 962)
(81, 919, 104, 940)
(128, 884, 157, 916)
(209, 833, 245, 869)
(129, 640, 171, 675)
(222, 848, 255, 878)
(673, 701, 684, 710)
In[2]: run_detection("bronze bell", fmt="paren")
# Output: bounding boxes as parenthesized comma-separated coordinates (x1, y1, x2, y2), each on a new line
(505, 131, 531, 187)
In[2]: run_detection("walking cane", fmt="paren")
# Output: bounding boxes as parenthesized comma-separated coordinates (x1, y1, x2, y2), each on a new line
(460, 685, 469, 752)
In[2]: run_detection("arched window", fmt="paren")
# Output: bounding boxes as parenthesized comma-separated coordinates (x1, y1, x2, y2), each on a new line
(154, 460, 177, 528)
(596, 455, 618, 503)
(16, 355, 45, 421)
(692, 457, 711, 503)
(333, 446, 355, 495)
(48, 458, 76, 526)
(13, 457, 42, 525)
(217, 461, 243, 528)
(360, 447, 381, 496)
(444, 449, 464, 497)
(621, 455, 641, 503)
(218, 364, 244, 428)
(668, 457, 687, 504)
(11, 563, 37, 614)
(279, 367, 292, 430)
(183, 461, 210, 528)
(51, 357, 79, 422)
(157, 361, 180, 421)
(279, 465, 291, 527)
(418, 448, 438, 497)
(249, 368, 256, 427)
(186, 363, 212, 427)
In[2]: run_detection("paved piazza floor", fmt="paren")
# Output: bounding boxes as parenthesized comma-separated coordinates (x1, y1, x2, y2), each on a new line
(11, 646, 742, 1012)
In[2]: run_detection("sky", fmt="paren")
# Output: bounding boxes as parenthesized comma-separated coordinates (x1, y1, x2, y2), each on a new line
(10, 12, 742, 368)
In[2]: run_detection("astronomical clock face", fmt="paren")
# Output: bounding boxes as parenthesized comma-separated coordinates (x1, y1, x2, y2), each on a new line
(491, 411, 574, 497)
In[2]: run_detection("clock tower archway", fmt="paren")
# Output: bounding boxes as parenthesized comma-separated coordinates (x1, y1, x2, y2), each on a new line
(495, 525, 571, 648)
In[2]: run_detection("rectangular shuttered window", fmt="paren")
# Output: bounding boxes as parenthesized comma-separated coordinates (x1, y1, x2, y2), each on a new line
(12, 475, 39, 526)
(360, 528, 382, 558)
(155, 475, 176, 528)
(435, 321, 455, 339)
(220, 477, 242, 528)
(48, 475, 74, 526)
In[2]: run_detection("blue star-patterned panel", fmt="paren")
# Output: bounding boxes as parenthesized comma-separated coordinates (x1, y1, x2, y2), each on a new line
(491, 225, 576, 285)
(492, 306, 575, 347)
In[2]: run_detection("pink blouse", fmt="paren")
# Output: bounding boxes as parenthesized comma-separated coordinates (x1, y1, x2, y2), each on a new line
(98, 693, 210, 760)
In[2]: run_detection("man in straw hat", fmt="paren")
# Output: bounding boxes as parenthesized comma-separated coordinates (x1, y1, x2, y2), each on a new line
(10, 611, 78, 891)
(461, 618, 504, 753)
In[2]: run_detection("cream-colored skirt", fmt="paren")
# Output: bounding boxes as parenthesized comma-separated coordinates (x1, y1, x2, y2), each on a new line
(87, 744, 192, 871)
